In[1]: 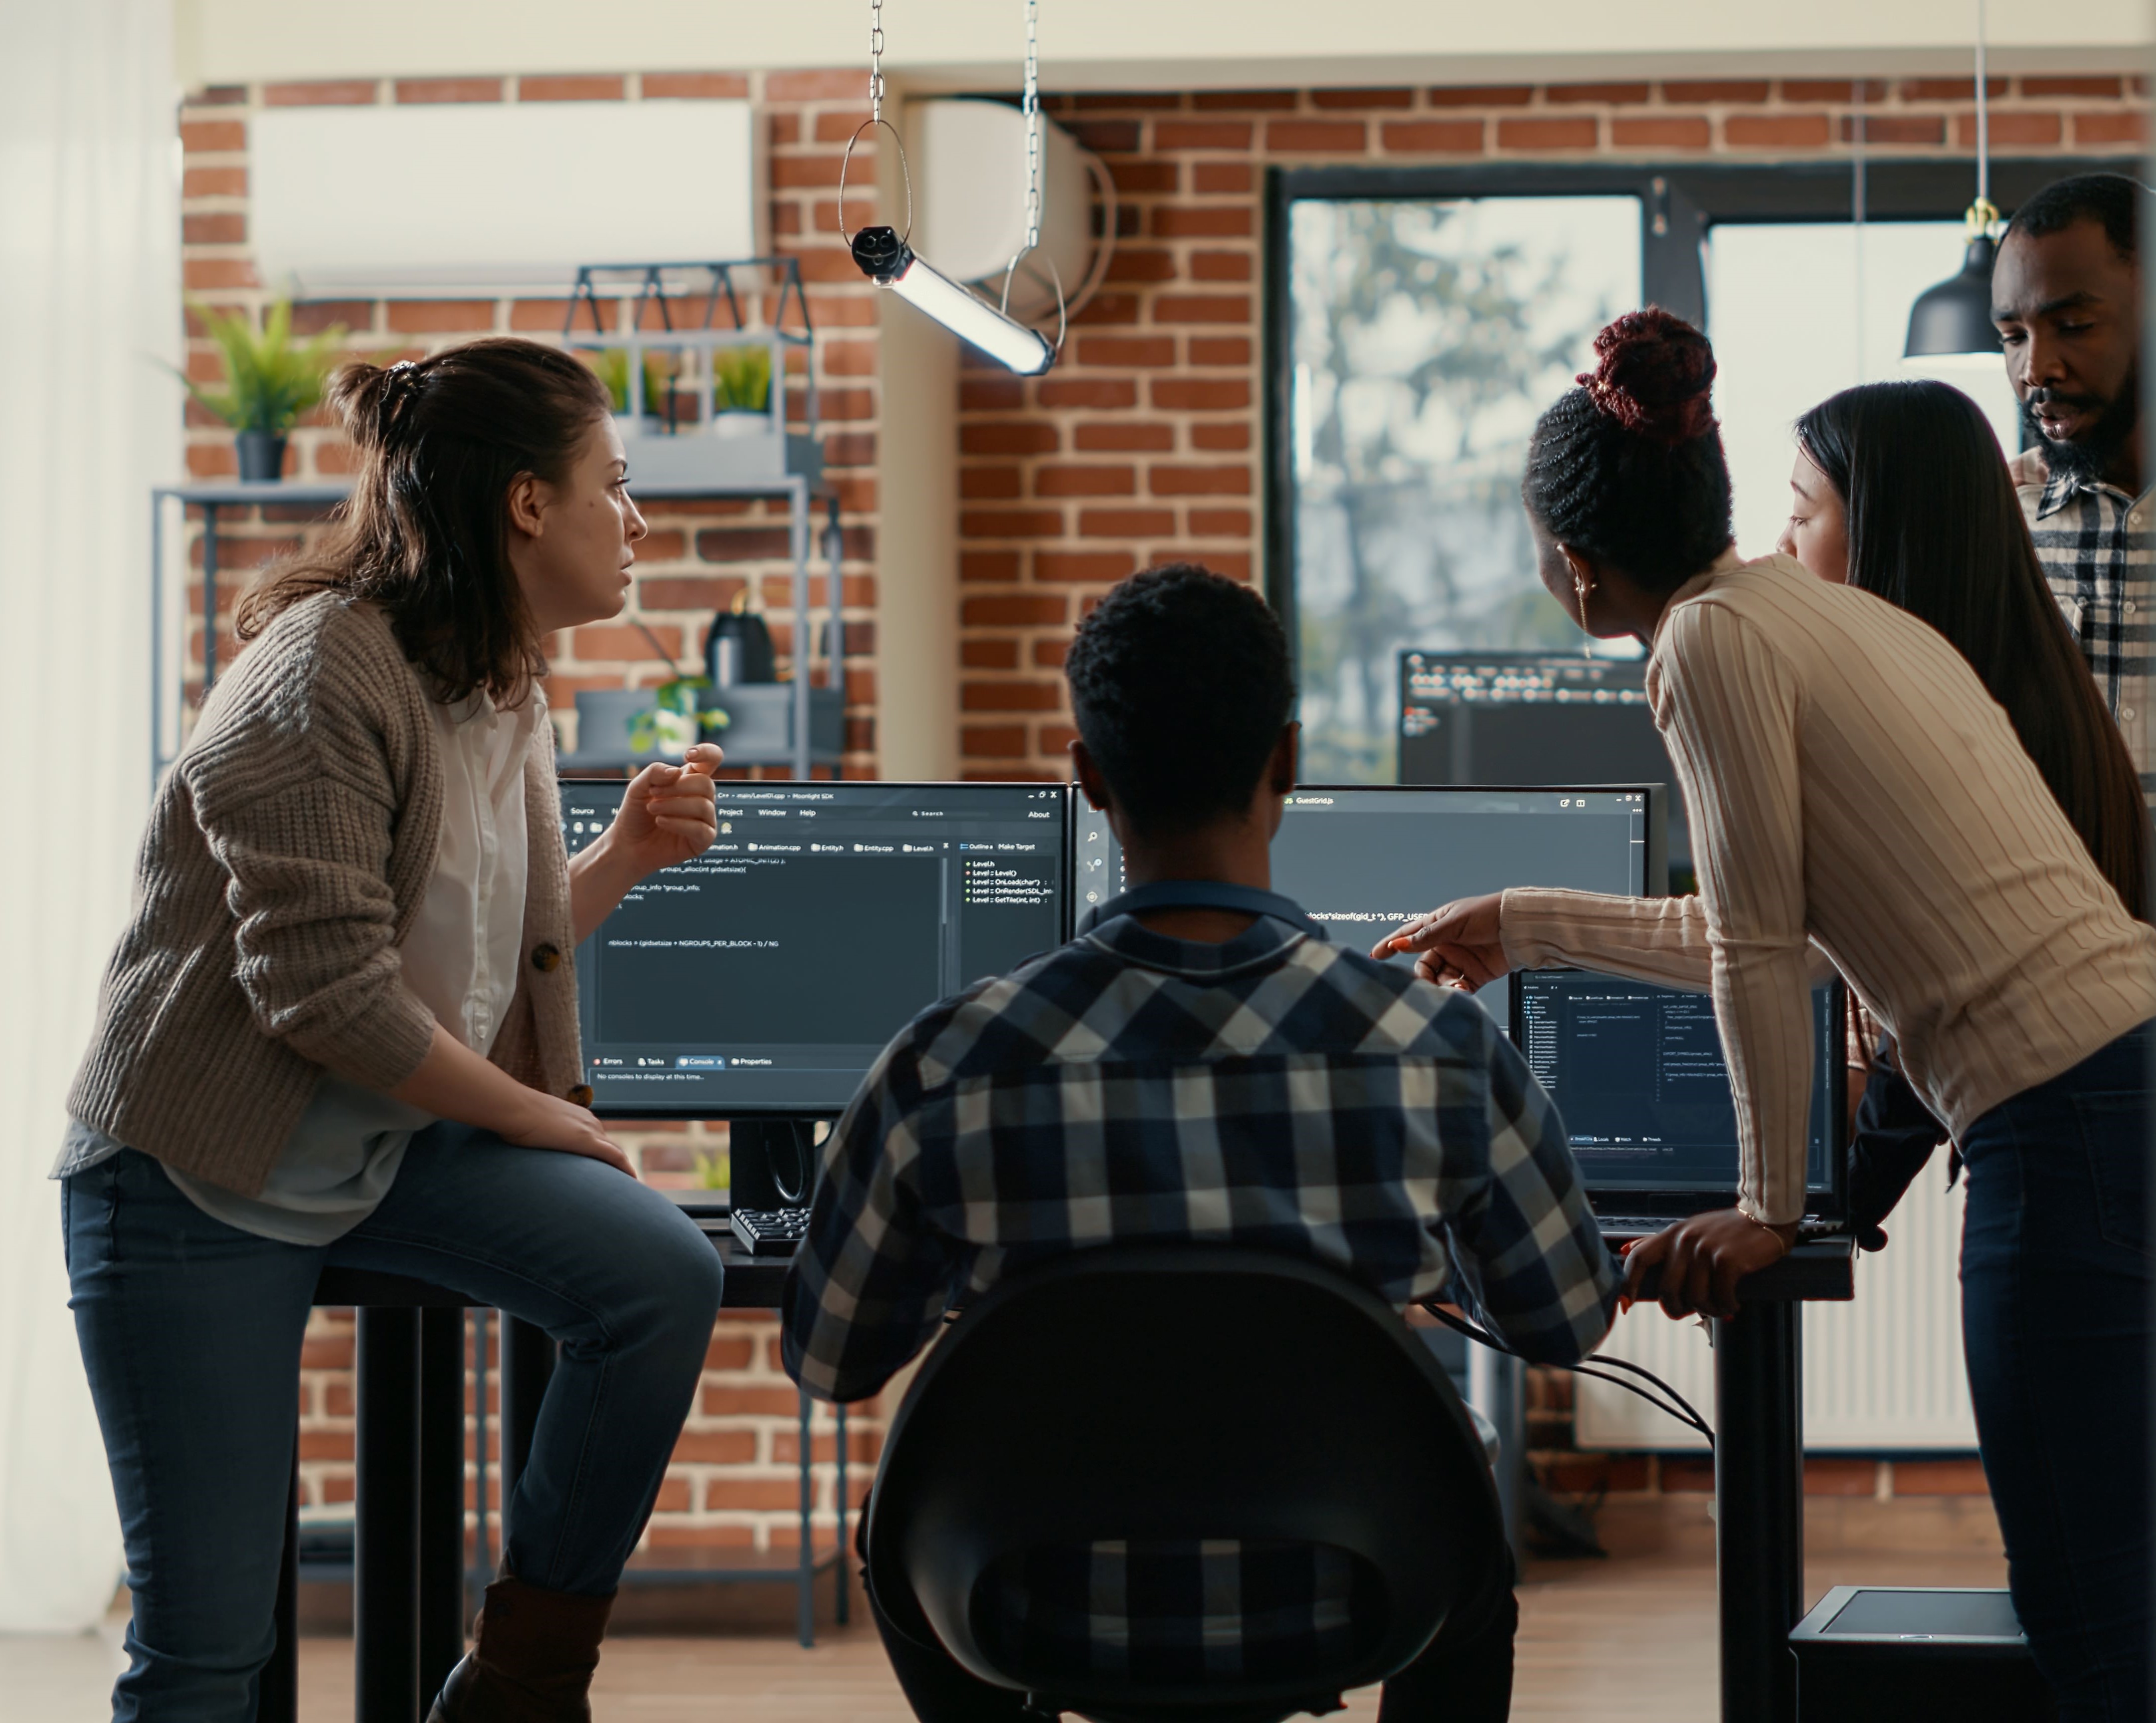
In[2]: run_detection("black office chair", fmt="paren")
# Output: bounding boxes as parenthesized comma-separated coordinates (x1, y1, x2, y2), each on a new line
(863, 1246, 1508, 1723)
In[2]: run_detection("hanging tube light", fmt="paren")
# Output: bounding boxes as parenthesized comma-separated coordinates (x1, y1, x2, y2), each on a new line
(851, 225, 1058, 375)
(1904, 0, 2004, 364)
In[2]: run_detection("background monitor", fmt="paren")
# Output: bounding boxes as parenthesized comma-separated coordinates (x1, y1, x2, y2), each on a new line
(1074, 785, 1663, 1019)
(1511, 969, 1843, 1205)
(562, 780, 1069, 1116)
(1398, 650, 1691, 874)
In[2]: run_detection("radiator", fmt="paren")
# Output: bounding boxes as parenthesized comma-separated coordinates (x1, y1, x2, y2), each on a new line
(1573, 1170, 1979, 1451)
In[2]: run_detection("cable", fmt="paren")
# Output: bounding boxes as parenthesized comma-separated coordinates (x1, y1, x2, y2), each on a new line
(771, 1119, 815, 1207)
(1420, 1301, 1717, 1452)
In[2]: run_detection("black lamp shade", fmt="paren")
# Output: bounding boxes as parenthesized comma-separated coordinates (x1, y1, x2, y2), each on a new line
(1904, 234, 2002, 360)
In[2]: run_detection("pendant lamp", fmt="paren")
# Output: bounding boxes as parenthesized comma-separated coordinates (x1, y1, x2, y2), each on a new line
(1904, 0, 2003, 365)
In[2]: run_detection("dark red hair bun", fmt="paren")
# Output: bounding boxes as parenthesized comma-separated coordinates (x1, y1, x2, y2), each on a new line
(1577, 306, 1718, 447)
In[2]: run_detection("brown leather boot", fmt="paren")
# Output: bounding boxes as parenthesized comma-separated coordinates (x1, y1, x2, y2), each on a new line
(425, 1576, 615, 1723)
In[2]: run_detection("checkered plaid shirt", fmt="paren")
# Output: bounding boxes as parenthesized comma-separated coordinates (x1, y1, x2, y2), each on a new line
(2017, 452, 2155, 797)
(781, 906, 1620, 1406)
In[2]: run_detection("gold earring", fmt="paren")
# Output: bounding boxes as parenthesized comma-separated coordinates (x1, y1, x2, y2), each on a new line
(1574, 576, 1593, 617)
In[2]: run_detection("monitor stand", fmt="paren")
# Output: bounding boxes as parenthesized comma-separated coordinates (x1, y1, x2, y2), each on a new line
(728, 1118, 816, 1210)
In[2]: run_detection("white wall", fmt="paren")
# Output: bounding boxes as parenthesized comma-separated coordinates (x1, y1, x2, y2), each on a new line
(176, 0, 2151, 91)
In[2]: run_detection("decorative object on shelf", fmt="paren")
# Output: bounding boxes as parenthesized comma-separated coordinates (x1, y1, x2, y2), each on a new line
(712, 344, 772, 417)
(628, 675, 729, 758)
(175, 298, 347, 482)
(842, 0, 1064, 375)
(1904, 0, 2004, 365)
(706, 592, 778, 687)
(581, 345, 678, 428)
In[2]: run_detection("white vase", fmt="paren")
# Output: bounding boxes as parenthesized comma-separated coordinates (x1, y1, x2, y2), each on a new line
(652, 708, 699, 758)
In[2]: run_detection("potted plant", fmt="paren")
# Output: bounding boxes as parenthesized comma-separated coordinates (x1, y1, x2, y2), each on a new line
(711, 343, 772, 436)
(628, 676, 730, 758)
(178, 299, 346, 483)
(580, 347, 678, 429)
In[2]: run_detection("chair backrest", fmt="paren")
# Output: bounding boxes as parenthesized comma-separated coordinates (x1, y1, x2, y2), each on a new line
(865, 1246, 1507, 1720)
(571, 688, 657, 757)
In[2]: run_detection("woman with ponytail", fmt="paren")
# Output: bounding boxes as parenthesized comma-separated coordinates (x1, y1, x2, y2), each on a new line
(1377, 310, 2156, 1721)
(60, 338, 725, 1723)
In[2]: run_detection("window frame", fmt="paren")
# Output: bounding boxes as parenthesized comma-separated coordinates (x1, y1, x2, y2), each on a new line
(1261, 154, 2138, 652)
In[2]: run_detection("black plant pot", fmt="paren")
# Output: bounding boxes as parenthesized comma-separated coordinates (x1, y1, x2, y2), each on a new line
(235, 430, 287, 484)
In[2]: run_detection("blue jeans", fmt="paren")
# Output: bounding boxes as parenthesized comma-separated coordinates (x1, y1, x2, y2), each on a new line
(1959, 1021, 2153, 1723)
(62, 1125, 725, 1723)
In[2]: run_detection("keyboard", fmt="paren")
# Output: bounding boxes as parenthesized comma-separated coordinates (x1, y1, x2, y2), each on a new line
(730, 1207, 812, 1256)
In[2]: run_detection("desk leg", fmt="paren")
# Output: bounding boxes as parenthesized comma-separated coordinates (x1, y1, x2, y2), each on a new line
(499, 1315, 555, 1558)
(255, 1456, 300, 1723)
(1714, 1303, 1803, 1723)
(796, 1390, 815, 1649)
(418, 1308, 467, 1705)
(357, 1308, 421, 1723)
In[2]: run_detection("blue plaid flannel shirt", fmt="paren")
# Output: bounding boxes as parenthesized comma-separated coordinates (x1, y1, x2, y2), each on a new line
(779, 903, 1618, 1682)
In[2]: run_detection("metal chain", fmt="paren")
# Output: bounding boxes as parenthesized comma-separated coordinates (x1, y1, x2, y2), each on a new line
(869, 0, 885, 126)
(1021, 0, 1041, 256)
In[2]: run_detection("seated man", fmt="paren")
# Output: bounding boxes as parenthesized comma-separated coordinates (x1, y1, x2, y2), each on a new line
(781, 563, 1620, 1722)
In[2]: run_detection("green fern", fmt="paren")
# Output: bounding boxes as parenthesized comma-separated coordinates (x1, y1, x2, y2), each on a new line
(177, 299, 346, 435)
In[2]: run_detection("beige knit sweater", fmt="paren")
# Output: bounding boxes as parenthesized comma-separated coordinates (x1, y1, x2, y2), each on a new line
(68, 594, 583, 1197)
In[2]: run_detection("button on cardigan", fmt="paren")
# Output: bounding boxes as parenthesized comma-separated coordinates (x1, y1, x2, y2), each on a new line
(67, 594, 583, 1198)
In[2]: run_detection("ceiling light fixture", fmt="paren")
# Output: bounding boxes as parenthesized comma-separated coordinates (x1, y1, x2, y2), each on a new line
(1903, 0, 2003, 366)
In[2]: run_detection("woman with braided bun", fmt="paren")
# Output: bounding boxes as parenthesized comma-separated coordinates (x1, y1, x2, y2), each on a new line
(59, 338, 725, 1723)
(1376, 309, 2156, 1720)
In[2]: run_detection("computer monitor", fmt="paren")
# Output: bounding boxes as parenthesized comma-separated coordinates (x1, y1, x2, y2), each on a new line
(1509, 969, 1845, 1214)
(561, 780, 1070, 1116)
(1073, 786, 1663, 999)
(1398, 650, 1691, 870)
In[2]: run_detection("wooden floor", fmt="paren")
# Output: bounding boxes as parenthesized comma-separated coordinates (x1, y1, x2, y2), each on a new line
(0, 1498, 2006, 1722)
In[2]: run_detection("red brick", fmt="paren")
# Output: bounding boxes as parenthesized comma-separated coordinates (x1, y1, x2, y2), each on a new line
(1613, 117, 1712, 151)
(768, 113, 801, 146)
(574, 623, 681, 661)
(960, 421, 1059, 456)
(318, 1476, 357, 1505)
(961, 724, 1030, 758)
(962, 681, 1062, 711)
(1076, 422, 1176, 452)
(264, 80, 378, 107)
(1036, 465, 1136, 497)
(1661, 1457, 1716, 1492)
(1153, 377, 1251, 411)
(1496, 118, 1599, 151)
(519, 74, 625, 102)
(1892, 1459, 1990, 1497)
(1839, 114, 1945, 145)
(1189, 337, 1252, 365)
(2075, 112, 2147, 145)
(1189, 508, 1253, 535)
(1201, 551, 1254, 581)
(1150, 465, 1251, 496)
(301, 1334, 353, 1369)
(638, 577, 748, 612)
(697, 1385, 802, 1417)
(652, 1478, 693, 1514)
(1538, 1454, 1651, 1493)
(1064, 118, 1141, 153)
(1037, 551, 1138, 583)
(962, 377, 1027, 413)
(183, 257, 259, 290)
(183, 211, 247, 245)
(2020, 76, 2123, 98)
(1033, 639, 1070, 669)
(1079, 508, 1178, 537)
(1152, 294, 1251, 325)
(1038, 377, 1139, 411)
(1071, 292, 1141, 327)
(1955, 111, 2062, 148)
(189, 85, 246, 106)
(770, 69, 872, 100)
(290, 299, 367, 335)
(184, 166, 247, 196)
(963, 639, 1020, 669)
(1155, 120, 1253, 151)
(1105, 248, 1179, 284)
(1429, 85, 1534, 108)
(961, 466, 1023, 500)
(634, 529, 688, 561)
(964, 594, 1069, 627)
(821, 339, 878, 377)
(960, 550, 1022, 584)
(700, 1478, 807, 1511)
(1660, 80, 1771, 104)
(396, 77, 503, 103)
(1191, 90, 1299, 111)
(644, 71, 750, 100)
(1074, 335, 1177, 368)
(790, 249, 872, 285)
(1107, 160, 1179, 193)
(961, 509, 1065, 538)
(1382, 120, 1485, 154)
(385, 300, 494, 333)
(180, 119, 245, 153)
(1192, 162, 1255, 194)
(1545, 82, 1651, 105)
(1152, 206, 1254, 239)
(1805, 1459, 1879, 1497)
(771, 156, 858, 188)
(1778, 80, 1888, 103)
(1725, 114, 1832, 148)
(298, 1430, 354, 1461)
(672, 1429, 759, 1464)
(1192, 423, 1252, 451)
(647, 1524, 756, 1550)
(812, 109, 874, 144)
(1899, 78, 2009, 102)
(1312, 88, 1415, 110)
(325, 1383, 355, 1417)
(1266, 119, 1367, 153)
(823, 431, 877, 467)
(1190, 251, 1253, 282)
(694, 525, 794, 562)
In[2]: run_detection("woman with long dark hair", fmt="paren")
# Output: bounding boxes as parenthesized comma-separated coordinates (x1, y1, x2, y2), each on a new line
(60, 338, 725, 1723)
(1378, 310, 2156, 1721)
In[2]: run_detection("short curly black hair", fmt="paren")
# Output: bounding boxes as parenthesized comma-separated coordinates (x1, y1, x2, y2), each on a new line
(2003, 172, 2143, 263)
(1064, 563, 1294, 835)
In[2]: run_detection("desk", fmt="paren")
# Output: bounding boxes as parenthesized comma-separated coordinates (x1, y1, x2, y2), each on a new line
(1631, 1236, 1856, 1723)
(257, 1228, 839, 1723)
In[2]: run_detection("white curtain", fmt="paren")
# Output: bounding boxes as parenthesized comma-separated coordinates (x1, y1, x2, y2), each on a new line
(0, 0, 178, 1632)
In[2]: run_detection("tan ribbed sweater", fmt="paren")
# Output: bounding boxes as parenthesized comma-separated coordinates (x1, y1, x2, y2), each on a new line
(1500, 551, 2156, 1226)
(68, 595, 583, 1197)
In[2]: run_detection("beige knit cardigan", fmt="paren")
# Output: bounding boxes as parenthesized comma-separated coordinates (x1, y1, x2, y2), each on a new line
(68, 594, 583, 1197)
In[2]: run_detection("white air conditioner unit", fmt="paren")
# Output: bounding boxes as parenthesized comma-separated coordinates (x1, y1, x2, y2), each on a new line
(912, 99, 1108, 325)
(252, 103, 765, 298)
